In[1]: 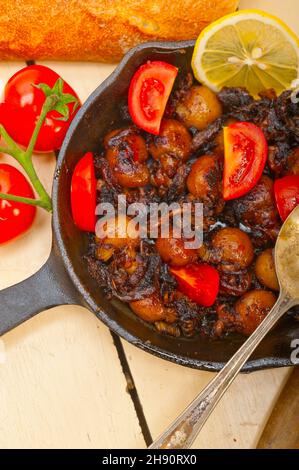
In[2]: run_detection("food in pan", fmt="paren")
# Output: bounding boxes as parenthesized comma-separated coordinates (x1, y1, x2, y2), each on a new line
(75, 67, 299, 339)
(68, 11, 299, 340)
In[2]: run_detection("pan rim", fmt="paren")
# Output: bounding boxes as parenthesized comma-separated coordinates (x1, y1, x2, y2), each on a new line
(53, 40, 295, 372)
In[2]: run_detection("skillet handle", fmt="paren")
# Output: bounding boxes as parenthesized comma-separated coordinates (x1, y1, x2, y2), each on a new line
(0, 248, 81, 336)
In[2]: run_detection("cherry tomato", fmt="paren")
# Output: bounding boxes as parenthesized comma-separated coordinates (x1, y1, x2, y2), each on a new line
(170, 263, 220, 307)
(274, 175, 299, 221)
(2, 65, 80, 153)
(128, 61, 178, 135)
(71, 152, 96, 232)
(0, 164, 36, 244)
(223, 122, 268, 200)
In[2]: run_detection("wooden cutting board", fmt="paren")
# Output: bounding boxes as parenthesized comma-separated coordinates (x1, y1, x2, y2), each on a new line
(257, 367, 299, 449)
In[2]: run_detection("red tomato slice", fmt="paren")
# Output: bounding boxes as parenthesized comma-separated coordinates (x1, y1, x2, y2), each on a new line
(71, 152, 96, 232)
(223, 122, 268, 200)
(0, 164, 36, 244)
(170, 263, 220, 307)
(274, 175, 299, 221)
(3, 65, 80, 153)
(128, 61, 178, 135)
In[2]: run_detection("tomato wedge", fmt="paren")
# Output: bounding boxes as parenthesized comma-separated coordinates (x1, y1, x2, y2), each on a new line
(128, 61, 178, 135)
(274, 175, 299, 221)
(170, 263, 220, 307)
(0, 164, 36, 244)
(71, 152, 96, 232)
(223, 122, 268, 200)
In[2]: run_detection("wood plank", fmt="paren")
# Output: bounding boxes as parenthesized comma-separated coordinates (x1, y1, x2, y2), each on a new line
(123, 343, 291, 448)
(239, 0, 299, 35)
(0, 307, 144, 448)
(0, 61, 144, 449)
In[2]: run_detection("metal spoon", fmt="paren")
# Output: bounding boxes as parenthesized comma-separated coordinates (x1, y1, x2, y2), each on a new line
(149, 205, 299, 449)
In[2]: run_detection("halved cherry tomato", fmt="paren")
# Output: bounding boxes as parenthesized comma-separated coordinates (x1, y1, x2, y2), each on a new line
(71, 152, 96, 232)
(2, 65, 80, 153)
(223, 122, 268, 200)
(274, 175, 299, 221)
(128, 61, 178, 135)
(170, 263, 220, 307)
(0, 164, 36, 244)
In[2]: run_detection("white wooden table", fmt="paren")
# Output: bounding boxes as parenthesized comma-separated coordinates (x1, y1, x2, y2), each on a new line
(0, 0, 296, 449)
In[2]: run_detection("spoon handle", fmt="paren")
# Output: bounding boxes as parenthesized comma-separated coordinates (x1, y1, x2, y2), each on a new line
(149, 293, 294, 449)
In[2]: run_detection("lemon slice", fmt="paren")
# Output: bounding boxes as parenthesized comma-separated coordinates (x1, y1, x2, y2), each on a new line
(192, 9, 299, 97)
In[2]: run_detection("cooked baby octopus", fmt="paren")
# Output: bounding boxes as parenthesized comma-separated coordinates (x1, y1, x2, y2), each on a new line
(176, 85, 223, 130)
(233, 175, 281, 247)
(255, 249, 280, 291)
(95, 214, 140, 262)
(235, 290, 277, 336)
(156, 234, 197, 267)
(215, 290, 277, 337)
(268, 144, 299, 177)
(286, 147, 299, 175)
(149, 119, 192, 193)
(219, 270, 252, 297)
(187, 155, 224, 208)
(130, 294, 177, 324)
(199, 227, 254, 298)
(104, 127, 150, 188)
(199, 228, 254, 271)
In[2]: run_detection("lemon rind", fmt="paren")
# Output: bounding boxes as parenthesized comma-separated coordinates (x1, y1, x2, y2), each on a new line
(192, 9, 299, 94)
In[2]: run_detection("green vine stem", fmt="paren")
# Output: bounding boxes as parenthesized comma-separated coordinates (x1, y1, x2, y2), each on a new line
(0, 192, 49, 209)
(0, 78, 78, 213)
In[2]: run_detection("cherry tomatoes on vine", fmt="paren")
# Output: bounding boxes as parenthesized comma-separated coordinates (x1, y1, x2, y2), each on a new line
(0, 164, 36, 244)
(2, 65, 80, 153)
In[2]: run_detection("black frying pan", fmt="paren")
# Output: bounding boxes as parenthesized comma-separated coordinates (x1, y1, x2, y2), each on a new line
(1, 41, 298, 372)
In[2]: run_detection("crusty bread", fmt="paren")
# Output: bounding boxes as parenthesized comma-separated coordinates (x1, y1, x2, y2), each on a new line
(0, 0, 239, 62)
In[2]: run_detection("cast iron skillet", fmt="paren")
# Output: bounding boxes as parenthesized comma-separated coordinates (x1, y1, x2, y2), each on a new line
(1, 41, 298, 372)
